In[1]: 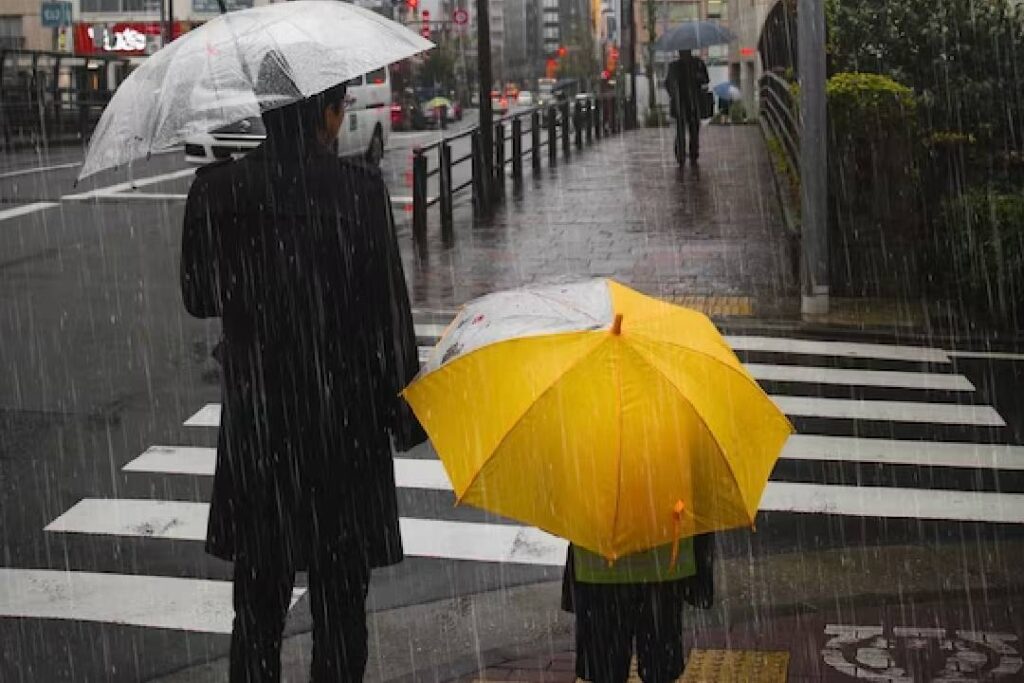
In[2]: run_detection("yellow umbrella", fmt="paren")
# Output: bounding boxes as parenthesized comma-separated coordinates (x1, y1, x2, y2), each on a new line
(403, 279, 793, 561)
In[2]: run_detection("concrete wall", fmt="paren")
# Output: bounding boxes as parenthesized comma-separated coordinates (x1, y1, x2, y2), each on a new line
(726, 0, 776, 113)
(3, 0, 54, 50)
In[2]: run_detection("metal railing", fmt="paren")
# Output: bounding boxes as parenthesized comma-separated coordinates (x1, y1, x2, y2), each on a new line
(758, 72, 800, 182)
(1, 49, 132, 150)
(411, 93, 622, 243)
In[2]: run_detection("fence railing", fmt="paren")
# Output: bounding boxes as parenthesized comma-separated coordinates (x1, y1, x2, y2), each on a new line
(410, 93, 622, 243)
(758, 72, 800, 182)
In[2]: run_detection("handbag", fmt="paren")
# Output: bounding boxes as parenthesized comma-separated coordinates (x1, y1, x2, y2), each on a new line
(700, 89, 714, 119)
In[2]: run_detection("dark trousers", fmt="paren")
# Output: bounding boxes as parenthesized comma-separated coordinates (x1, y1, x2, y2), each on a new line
(230, 542, 370, 683)
(673, 112, 701, 162)
(573, 580, 685, 683)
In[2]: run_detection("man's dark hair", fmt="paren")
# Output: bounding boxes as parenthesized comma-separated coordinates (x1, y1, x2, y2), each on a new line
(256, 50, 348, 144)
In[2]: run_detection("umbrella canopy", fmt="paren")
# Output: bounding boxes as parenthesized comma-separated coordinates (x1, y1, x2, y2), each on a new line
(80, 0, 432, 179)
(713, 82, 742, 101)
(426, 96, 452, 108)
(654, 20, 736, 52)
(403, 279, 793, 560)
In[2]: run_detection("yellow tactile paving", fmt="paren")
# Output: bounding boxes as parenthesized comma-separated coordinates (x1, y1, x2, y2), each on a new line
(680, 649, 790, 682)
(668, 295, 754, 317)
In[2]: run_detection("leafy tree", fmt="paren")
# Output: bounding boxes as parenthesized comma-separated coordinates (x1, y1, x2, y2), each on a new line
(557, 22, 601, 88)
(417, 42, 457, 93)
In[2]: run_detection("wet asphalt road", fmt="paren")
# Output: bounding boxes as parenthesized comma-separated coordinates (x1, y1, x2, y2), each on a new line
(2, 127, 1024, 682)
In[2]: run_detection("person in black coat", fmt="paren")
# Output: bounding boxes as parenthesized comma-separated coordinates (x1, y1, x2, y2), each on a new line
(664, 50, 710, 163)
(180, 58, 425, 682)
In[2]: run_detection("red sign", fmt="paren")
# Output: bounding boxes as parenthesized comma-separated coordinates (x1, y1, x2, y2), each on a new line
(453, 8, 469, 25)
(73, 22, 186, 56)
(740, 46, 756, 57)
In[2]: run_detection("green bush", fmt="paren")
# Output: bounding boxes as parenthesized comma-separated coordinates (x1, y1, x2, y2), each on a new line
(934, 190, 1024, 325)
(827, 72, 917, 141)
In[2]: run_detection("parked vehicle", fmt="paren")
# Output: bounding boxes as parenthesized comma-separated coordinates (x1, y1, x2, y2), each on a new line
(517, 90, 534, 106)
(491, 90, 510, 115)
(184, 66, 392, 165)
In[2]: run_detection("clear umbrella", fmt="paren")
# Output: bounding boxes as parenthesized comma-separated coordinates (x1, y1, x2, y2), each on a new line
(79, 0, 433, 179)
(654, 20, 736, 52)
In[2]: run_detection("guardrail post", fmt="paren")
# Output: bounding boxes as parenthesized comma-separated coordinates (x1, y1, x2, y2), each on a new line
(439, 140, 453, 241)
(412, 147, 427, 244)
(585, 99, 594, 144)
(511, 116, 523, 182)
(574, 100, 584, 149)
(561, 102, 571, 156)
(494, 121, 506, 199)
(547, 107, 558, 165)
(531, 110, 542, 172)
(471, 129, 488, 214)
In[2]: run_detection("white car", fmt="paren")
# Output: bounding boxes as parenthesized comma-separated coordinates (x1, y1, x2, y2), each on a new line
(517, 90, 534, 106)
(184, 66, 392, 165)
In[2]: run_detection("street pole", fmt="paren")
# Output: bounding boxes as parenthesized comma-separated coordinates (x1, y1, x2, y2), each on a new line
(798, 0, 828, 315)
(623, 0, 637, 129)
(476, 0, 494, 207)
(165, 0, 174, 46)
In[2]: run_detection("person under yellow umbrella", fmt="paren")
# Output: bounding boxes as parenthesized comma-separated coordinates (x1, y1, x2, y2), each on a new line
(403, 278, 793, 682)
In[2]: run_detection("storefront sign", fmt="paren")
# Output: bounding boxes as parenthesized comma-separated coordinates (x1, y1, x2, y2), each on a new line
(73, 22, 186, 56)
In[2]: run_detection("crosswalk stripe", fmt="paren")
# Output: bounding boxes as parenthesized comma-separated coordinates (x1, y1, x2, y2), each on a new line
(44, 498, 567, 566)
(184, 394, 1006, 430)
(741, 364, 974, 392)
(123, 435, 1024, 482)
(0, 568, 303, 634)
(773, 395, 1004, 426)
(421, 347, 975, 391)
(723, 335, 950, 363)
(759, 481, 1024, 524)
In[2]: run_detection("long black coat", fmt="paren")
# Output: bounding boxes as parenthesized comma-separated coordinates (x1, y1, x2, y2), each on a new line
(180, 140, 424, 570)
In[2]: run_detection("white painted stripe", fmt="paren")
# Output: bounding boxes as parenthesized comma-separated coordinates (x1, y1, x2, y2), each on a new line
(183, 403, 220, 427)
(0, 568, 303, 634)
(415, 322, 449, 338)
(91, 192, 188, 201)
(948, 349, 1024, 361)
(783, 434, 1024, 471)
(45, 498, 567, 566)
(0, 201, 59, 222)
(63, 168, 196, 201)
(0, 160, 81, 179)
(773, 395, 1005, 427)
(186, 394, 1006, 429)
(724, 335, 950, 364)
(124, 437, 1024, 481)
(744, 364, 974, 392)
(124, 446, 216, 476)
(760, 481, 1024, 524)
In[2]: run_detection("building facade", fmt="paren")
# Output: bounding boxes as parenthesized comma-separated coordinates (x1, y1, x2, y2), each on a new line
(2, 0, 56, 51)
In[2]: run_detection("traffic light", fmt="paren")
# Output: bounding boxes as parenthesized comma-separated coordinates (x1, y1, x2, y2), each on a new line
(406, 0, 418, 11)
(421, 9, 430, 38)
(556, 45, 567, 58)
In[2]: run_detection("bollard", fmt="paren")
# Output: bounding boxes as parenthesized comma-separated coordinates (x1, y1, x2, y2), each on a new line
(412, 148, 427, 244)
(547, 107, 558, 165)
(574, 100, 584, 149)
(531, 111, 542, 172)
(493, 122, 506, 199)
(471, 130, 488, 214)
(439, 140, 453, 240)
(561, 101, 571, 156)
(511, 116, 523, 181)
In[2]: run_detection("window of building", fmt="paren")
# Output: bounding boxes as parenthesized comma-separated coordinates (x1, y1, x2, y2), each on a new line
(0, 16, 23, 50)
(707, 0, 726, 19)
(543, 26, 559, 39)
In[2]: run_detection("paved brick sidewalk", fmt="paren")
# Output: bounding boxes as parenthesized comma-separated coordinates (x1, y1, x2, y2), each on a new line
(396, 123, 798, 316)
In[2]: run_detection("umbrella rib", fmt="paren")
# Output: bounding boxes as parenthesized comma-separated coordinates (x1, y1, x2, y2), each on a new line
(455, 336, 609, 504)
(633, 333, 787, 421)
(619, 341, 757, 525)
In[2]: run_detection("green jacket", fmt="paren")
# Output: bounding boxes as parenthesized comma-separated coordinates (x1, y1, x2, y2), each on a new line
(572, 540, 696, 584)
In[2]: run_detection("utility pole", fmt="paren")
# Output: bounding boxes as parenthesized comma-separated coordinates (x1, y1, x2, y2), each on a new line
(476, 0, 494, 207)
(164, 0, 174, 45)
(798, 0, 828, 315)
(622, 0, 637, 128)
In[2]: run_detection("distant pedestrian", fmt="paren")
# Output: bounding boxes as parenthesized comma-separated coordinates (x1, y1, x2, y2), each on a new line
(562, 536, 715, 683)
(665, 50, 710, 163)
(180, 53, 425, 683)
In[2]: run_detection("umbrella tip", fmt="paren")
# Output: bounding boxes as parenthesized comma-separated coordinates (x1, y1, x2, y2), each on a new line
(611, 314, 623, 336)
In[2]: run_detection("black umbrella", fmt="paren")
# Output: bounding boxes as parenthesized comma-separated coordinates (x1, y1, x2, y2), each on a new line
(654, 20, 736, 52)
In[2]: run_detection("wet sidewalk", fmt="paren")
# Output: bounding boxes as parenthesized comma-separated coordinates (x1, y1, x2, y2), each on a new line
(398, 123, 798, 318)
